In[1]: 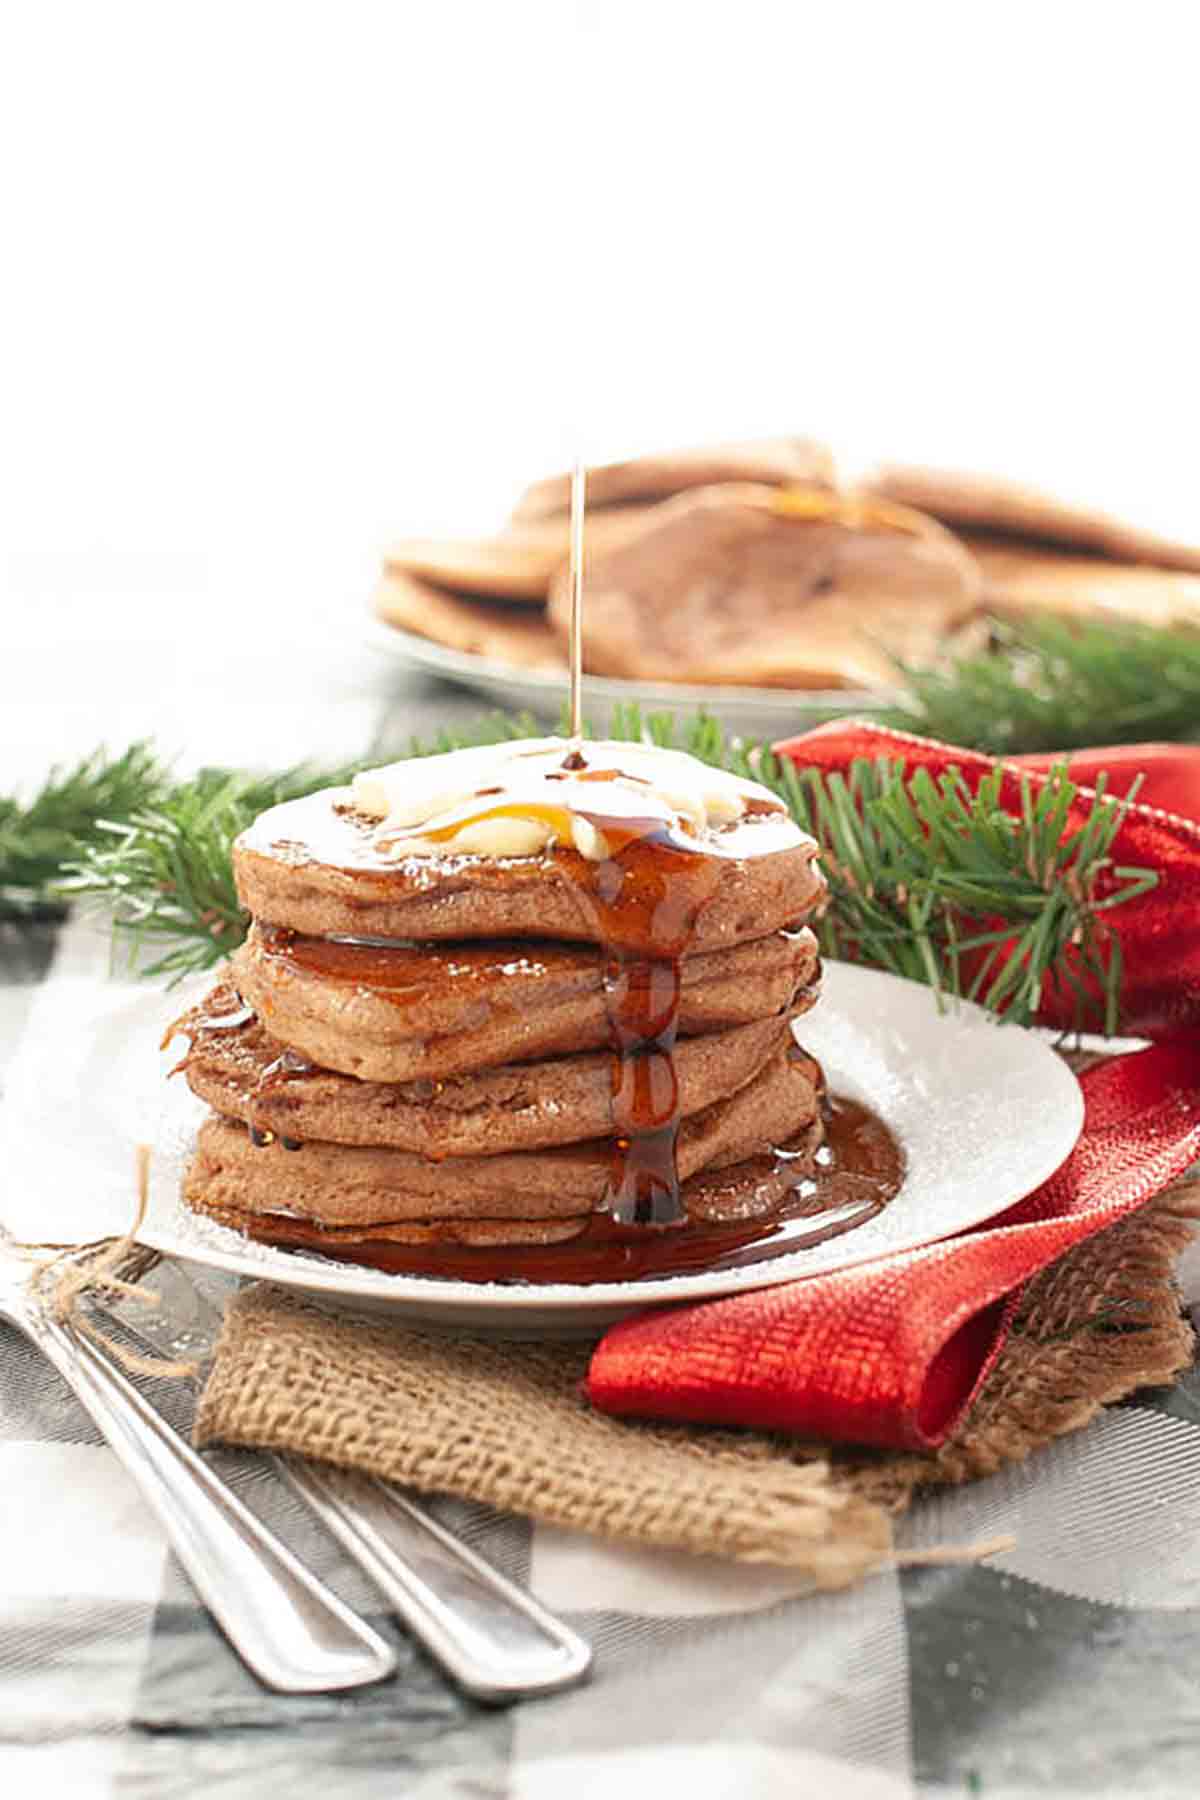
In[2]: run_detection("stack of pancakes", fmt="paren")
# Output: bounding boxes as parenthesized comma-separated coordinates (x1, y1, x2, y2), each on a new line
(169, 753, 828, 1258)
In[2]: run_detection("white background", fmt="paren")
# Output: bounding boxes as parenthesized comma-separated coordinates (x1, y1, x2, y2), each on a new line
(1, 1, 1198, 768)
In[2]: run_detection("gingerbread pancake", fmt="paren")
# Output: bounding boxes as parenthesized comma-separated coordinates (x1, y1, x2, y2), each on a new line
(512, 437, 836, 522)
(227, 923, 820, 1083)
(373, 571, 564, 669)
(385, 506, 655, 602)
(183, 1044, 823, 1244)
(864, 465, 1200, 573)
(169, 980, 817, 1154)
(233, 789, 824, 951)
(964, 536, 1200, 630)
(546, 483, 981, 690)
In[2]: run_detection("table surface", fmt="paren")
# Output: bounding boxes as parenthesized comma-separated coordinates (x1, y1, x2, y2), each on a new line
(5, 617, 1200, 1800)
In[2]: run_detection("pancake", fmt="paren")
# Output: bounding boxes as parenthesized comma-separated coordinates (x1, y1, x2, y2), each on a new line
(228, 922, 820, 1083)
(545, 483, 981, 690)
(169, 980, 818, 1154)
(182, 1043, 822, 1242)
(963, 536, 1200, 630)
(190, 1117, 826, 1251)
(190, 1206, 584, 1248)
(233, 790, 824, 950)
(373, 571, 565, 669)
(863, 465, 1200, 573)
(385, 507, 656, 601)
(511, 437, 836, 522)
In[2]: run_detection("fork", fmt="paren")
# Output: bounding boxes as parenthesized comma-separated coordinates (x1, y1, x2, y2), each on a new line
(96, 1266, 594, 1701)
(0, 1241, 397, 1693)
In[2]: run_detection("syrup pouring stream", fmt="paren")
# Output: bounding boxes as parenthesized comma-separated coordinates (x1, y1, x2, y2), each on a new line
(568, 458, 586, 745)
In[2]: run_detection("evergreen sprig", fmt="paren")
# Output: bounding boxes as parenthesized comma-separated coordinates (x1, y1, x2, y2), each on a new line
(884, 613, 1200, 755)
(0, 743, 168, 919)
(54, 715, 560, 978)
(60, 759, 373, 981)
(768, 753, 1154, 1031)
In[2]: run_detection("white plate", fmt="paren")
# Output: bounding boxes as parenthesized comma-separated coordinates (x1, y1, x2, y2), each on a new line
(140, 961, 1083, 1334)
(365, 619, 894, 740)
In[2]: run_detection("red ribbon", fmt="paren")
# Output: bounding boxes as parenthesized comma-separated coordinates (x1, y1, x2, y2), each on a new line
(1014, 742, 1200, 822)
(585, 731, 1200, 1450)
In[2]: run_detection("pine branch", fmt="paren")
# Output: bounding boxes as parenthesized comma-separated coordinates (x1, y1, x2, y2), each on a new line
(0, 744, 168, 919)
(8, 608, 1196, 921)
(61, 759, 374, 981)
(58, 714, 562, 979)
(884, 613, 1200, 754)
(765, 752, 1155, 1031)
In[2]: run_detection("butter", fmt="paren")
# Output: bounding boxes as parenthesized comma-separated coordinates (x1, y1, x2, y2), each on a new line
(349, 737, 794, 862)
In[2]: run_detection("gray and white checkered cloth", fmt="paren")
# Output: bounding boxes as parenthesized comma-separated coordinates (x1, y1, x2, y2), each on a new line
(6, 920, 1200, 1799)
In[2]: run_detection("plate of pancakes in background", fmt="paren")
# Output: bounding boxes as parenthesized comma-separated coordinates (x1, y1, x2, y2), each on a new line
(370, 437, 1200, 734)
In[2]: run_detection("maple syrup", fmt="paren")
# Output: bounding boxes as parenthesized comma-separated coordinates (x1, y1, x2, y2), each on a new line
(557, 823, 726, 1227)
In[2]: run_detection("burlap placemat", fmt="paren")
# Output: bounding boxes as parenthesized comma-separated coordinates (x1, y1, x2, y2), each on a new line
(194, 1181, 1200, 1591)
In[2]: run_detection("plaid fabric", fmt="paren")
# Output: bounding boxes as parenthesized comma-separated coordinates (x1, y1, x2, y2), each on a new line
(6, 930, 1200, 1799)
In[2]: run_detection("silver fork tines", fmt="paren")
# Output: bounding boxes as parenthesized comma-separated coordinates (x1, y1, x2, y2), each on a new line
(88, 1261, 593, 1701)
(0, 1243, 397, 1693)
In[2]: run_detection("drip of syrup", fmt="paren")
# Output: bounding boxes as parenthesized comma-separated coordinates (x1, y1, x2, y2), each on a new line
(578, 834, 724, 1227)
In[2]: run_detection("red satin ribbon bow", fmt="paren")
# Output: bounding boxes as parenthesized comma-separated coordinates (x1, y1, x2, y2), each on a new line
(586, 729, 1200, 1451)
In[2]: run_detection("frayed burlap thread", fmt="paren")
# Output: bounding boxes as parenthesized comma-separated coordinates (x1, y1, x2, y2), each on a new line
(20, 1146, 199, 1380)
(194, 1181, 1200, 1590)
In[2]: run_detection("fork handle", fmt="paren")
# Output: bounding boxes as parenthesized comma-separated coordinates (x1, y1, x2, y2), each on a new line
(22, 1310, 396, 1693)
(279, 1458, 592, 1701)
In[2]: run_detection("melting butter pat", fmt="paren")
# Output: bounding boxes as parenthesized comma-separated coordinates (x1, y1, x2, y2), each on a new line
(351, 736, 788, 862)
